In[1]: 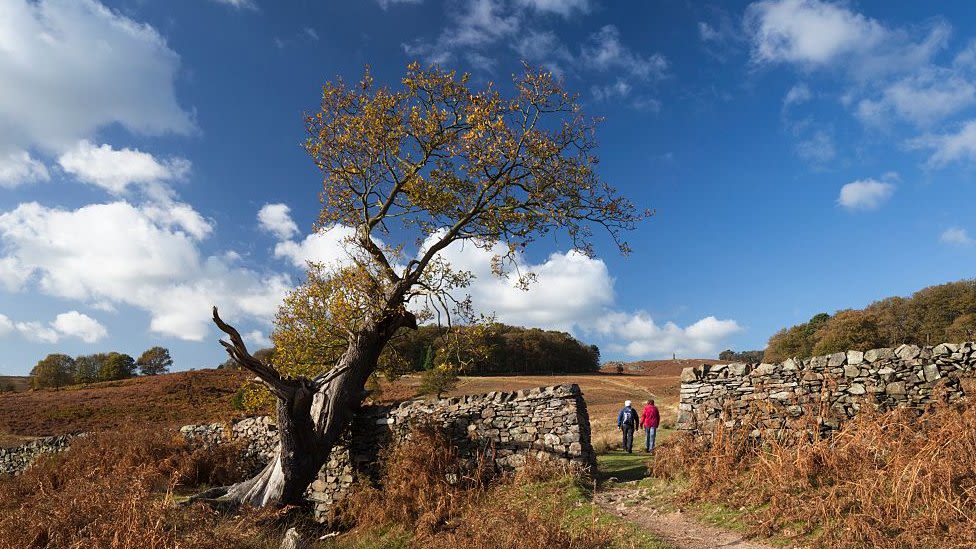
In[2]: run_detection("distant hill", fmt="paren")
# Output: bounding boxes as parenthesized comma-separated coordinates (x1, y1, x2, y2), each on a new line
(601, 358, 728, 377)
(0, 369, 249, 438)
(0, 376, 29, 393)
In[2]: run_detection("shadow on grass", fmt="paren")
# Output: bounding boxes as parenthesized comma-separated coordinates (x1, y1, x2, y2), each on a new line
(596, 450, 650, 483)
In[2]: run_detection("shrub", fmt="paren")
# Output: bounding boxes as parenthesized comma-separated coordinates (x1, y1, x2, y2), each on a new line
(650, 398, 976, 548)
(0, 426, 314, 548)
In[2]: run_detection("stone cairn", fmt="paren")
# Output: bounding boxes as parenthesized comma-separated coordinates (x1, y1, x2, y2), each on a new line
(677, 342, 976, 439)
(182, 383, 596, 521)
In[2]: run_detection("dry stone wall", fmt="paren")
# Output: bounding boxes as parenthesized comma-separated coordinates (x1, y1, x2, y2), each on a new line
(677, 342, 976, 438)
(0, 434, 78, 476)
(182, 383, 595, 521)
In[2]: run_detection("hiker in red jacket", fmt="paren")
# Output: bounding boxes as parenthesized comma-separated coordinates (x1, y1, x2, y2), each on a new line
(641, 399, 660, 452)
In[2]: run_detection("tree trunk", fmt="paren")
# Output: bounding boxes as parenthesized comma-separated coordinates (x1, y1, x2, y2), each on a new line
(195, 307, 414, 509)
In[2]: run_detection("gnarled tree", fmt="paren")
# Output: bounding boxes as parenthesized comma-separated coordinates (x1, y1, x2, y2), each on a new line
(206, 63, 649, 508)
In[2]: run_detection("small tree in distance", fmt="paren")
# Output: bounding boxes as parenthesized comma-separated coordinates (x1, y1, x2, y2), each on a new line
(29, 353, 75, 390)
(203, 63, 649, 508)
(136, 346, 173, 376)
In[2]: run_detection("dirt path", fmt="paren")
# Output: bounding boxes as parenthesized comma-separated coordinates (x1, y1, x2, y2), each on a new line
(595, 488, 779, 549)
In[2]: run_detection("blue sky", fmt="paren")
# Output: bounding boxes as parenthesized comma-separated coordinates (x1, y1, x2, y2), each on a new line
(2, 0, 976, 375)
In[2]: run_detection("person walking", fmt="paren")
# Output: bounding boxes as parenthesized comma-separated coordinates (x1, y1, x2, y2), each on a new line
(641, 399, 660, 453)
(617, 400, 638, 453)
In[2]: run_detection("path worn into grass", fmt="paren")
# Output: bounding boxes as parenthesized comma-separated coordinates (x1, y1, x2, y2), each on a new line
(595, 488, 777, 549)
(596, 451, 780, 549)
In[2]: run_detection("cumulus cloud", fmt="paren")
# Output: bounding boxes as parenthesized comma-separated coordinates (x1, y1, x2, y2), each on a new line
(837, 179, 895, 210)
(0, 310, 107, 343)
(941, 227, 974, 246)
(258, 203, 300, 241)
(0, 151, 50, 188)
(244, 330, 272, 347)
(51, 311, 108, 343)
(907, 121, 976, 167)
(593, 312, 742, 357)
(856, 69, 976, 128)
(0, 201, 290, 340)
(58, 140, 191, 195)
(0, 0, 193, 167)
(745, 0, 888, 67)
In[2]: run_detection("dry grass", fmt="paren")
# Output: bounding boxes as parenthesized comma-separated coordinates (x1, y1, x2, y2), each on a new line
(0, 369, 249, 437)
(0, 426, 316, 549)
(651, 398, 976, 548)
(333, 424, 629, 548)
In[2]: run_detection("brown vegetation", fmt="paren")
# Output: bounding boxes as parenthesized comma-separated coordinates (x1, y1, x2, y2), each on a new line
(0, 426, 313, 548)
(0, 369, 249, 437)
(651, 397, 976, 548)
(332, 424, 627, 548)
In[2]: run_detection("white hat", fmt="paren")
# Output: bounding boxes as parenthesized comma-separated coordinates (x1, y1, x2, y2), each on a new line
(624, 400, 632, 407)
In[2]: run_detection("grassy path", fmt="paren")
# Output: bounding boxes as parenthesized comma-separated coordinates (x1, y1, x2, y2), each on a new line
(595, 451, 782, 549)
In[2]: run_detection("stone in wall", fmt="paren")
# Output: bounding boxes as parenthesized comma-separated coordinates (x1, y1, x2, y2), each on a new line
(0, 434, 79, 476)
(677, 341, 976, 440)
(181, 383, 595, 522)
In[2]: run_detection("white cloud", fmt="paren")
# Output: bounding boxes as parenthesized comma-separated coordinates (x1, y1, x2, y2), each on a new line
(856, 69, 976, 128)
(907, 120, 976, 167)
(745, 0, 888, 67)
(0, 151, 50, 188)
(51, 311, 108, 343)
(0, 310, 106, 343)
(837, 179, 895, 210)
(593, 312, 742, 357)
(699, 22, 722, 42)
(795, 130, 835, 163)
(514, 30, 574, 75)
(0, 201, 290, 341)
(58, 140, 190, 195)
(582, 25, 668, 81)
(0, 0, 193, 162)
(0, 314, 13, 337)
(273, 225, 360, 270)
(244, 330, 272, 348)
(403, 0, 519, 64)
(14, 321, 61, 344)
(377, 0, 422, 8)
(783, 83, 812, 109)
(210, 0, 257, 10)
(303, 27, 319, 41)
(258, 203, 299, 241)
(941, 227, 974, 246)
(514, 0, 589, 17)
(746, 0, 950, 81)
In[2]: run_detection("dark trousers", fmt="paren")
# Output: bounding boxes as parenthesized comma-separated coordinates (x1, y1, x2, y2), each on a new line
(621, 425, 635, 452)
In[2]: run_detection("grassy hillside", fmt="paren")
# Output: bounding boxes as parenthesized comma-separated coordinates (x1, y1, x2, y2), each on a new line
(0, 376, 29, 393)
(0, 359, 706, 449)
(0, 369, 250, 442)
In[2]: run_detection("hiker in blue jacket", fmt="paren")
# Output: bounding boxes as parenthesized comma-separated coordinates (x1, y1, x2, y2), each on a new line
(617, 400, 639, 453)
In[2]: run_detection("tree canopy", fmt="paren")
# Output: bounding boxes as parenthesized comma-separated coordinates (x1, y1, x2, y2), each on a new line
(201, 63, 648, 508)
(765, 279, 976, 361)
(136, 346, 173, 376)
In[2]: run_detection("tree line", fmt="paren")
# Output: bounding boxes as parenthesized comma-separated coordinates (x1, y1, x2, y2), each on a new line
(765, 279, 976, 362)
(29, 346, 173, 389)
(225, 323, 600, 378)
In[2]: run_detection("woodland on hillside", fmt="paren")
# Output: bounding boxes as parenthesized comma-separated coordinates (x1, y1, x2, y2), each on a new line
(765, 279, 976, 362)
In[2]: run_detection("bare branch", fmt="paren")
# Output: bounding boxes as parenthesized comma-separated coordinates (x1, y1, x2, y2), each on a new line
(212, 306, 297, 400)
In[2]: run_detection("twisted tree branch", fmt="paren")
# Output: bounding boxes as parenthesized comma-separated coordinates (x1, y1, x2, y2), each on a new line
(212, 306, 297, 400)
